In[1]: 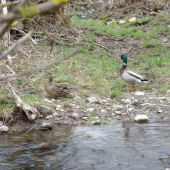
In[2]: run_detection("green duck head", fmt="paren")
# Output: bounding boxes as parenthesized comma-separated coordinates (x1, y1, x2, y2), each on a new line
(120, 55, 127, 65)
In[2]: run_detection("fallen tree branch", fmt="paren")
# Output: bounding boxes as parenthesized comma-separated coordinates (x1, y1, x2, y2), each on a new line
(0, 50, 80, 80)
(6, 77, 40, 121)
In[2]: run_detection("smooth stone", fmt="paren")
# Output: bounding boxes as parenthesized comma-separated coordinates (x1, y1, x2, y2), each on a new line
(82, 117, 88, 121)
(112, 113, 115, 116)
(135, 92, 145, 96)
(72, 113, 79, 119)
(87, 97, 98, 103)
(87, 108, 94, 112)
(46, 115, 53, 120)
(101, 109, 106, 113)
(53, 112, 58, 116)
(30, 114, 37, 121)
(107, 19, 115, 25)
(134, 115, 149, 123)
(44, 98, 53, 103)
(131, 99, 139, 105)
(40, 123, 52, 131)
(119, 20, 125, 24)
(128, 17, 136, 22)
(125, 98, 131, 104)
(60, 109, 65, 112)
(0, 125, 9, 132)
(128, 108, 134, 112)
(115, 111, 121, 115)
(37, 105, 53, 114)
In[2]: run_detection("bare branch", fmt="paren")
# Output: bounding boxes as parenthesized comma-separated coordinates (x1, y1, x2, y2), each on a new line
(0, 50, 80, 80)
(0, 32, 32, 61)
(0, 0, 73, 23)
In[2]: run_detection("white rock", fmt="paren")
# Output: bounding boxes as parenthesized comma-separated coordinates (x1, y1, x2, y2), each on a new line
(125, 99, 131, 104)
(0, 125, 9, 132)
(115, 111, 121, 115)
(95, 116, 99, 120)
(107, 19, 115, 25)
(128, 108, 134, 112)
(157, 109, 162, 113)
(30, 114, 37, 121)
(42, 123, 52, 129)
(87, 108, 94, 112)
(56, 105, 62, 111)
(113, 104, 123, 110)
(119, 20, 125, 24)
(101, 109, 106, 113)
(135, 92, 145, 96)
(134, 115, 149, 123)
(74, 95, 81, 100)
(76, 105, 80, 109)
(132, 99, 138, 105)
(128, 17, 136, 22)
(87, 97, 98, 103)
(163, 39, 168, 43)
(44, 98, 53, 103)
(112, 113, 115, 116)
(46, 115, 53, 120)
(53, 112, 58, 116)
(82, 117, 88, 121)
(60, 109, 65, 112)
(167, 89, 170, 93)
(72, 113, 79, 119)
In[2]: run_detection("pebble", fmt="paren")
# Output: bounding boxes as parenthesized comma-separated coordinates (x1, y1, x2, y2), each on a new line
(128, 17, 136, 22)
(128, 108, 134, 112)
(87, 108, 94, 112)
(134, 115, 149, 123)
(135, 92, 145, 96)
(125, 98, 131, 104)
(0, 125, 9, 132)
(37, 105, 53, 114)
(30, 114, 37, 121)
(44, 98, 53, 103)
(112, 113, 115, 116)
(72, 113, 79, 119)
(82, 117, 88, 121)
(41, 123, 52, 130)
(53, 112, 58, 116)
(101, 109, 106, 113)
(87, 97, 98, 103)
(115, 111, 121, 115)
(119, 20, 125, 24)
(46, 115, 53, 120)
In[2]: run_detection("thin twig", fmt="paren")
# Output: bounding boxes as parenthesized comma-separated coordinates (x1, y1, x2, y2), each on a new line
(0, 50, 80, 80)
(0, 32, 32, 61)
(125, 144, 145, 157)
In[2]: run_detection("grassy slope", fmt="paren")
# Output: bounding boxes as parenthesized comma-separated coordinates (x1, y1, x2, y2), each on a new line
(1, 11, 170, 115)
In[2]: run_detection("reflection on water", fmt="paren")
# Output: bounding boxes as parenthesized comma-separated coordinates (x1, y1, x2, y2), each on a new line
(0, 121, 170, 170)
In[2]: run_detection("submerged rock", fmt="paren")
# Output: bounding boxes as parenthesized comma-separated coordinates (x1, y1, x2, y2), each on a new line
(134, 115, 149, 123)
(0, 125, 9, 132)
(40, 123, 52, 131)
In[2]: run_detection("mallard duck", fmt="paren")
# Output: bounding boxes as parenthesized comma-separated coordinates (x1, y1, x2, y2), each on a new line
(119, 55, 148, 88)
(44, 73, 70, 99)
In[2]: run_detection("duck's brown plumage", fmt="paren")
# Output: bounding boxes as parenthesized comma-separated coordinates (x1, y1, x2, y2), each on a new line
(44, 73, 70, 98)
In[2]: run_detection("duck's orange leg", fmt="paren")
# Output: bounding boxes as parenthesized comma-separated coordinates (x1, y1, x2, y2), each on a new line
(54, 95, 60, 100)
(130, 84, 134, 88)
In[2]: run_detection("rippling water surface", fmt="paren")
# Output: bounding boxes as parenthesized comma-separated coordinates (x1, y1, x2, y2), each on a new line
(1, 121, 170, 170)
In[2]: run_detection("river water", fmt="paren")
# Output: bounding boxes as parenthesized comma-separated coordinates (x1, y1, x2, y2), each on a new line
(0, 121, 170, 170)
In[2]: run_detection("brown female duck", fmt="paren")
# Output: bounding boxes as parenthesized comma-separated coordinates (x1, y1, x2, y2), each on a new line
(44, 73, 70, 99)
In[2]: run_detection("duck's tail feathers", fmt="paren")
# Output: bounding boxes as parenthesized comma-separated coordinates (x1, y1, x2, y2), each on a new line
(141, 79, 149, 83)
